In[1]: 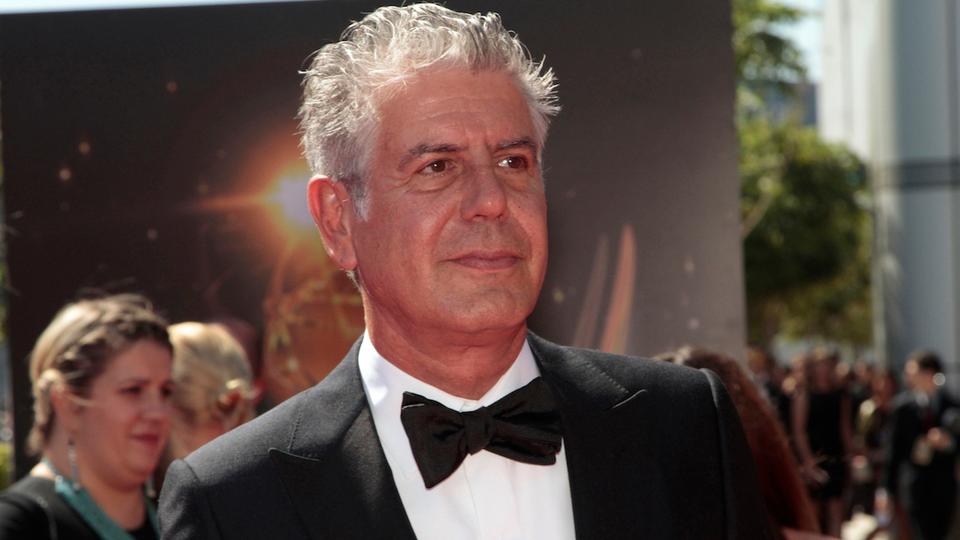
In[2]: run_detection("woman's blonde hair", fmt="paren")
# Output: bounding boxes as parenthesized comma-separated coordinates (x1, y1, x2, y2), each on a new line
(28, 294, 171, 454)
(168, 322, 254, 431)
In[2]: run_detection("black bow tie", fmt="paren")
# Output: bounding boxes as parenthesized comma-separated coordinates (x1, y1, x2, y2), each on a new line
(400, 377, 563, 489)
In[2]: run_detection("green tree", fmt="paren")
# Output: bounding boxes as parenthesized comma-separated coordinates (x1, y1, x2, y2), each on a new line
(734, 0, 872, 347)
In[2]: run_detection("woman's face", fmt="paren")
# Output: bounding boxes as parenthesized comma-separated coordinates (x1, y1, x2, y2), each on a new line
(813, 360, 834, 387)
(73, 340, 173, 490)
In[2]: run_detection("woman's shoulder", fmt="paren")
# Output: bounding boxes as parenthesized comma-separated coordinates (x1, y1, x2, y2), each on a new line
(0, 475, 98, 540)
(6, 474, 60, 496)
(0, 475, 58, 513)
(0, 476, 58, 539)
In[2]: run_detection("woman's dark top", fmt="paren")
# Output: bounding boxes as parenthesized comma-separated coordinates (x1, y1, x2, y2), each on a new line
(805, 388, 849, 498)
(806, 389, 846, 458)
(0, 476, 156, 540)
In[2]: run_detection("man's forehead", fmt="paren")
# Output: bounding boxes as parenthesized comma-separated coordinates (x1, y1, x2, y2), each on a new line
(371, 70, 539, 160)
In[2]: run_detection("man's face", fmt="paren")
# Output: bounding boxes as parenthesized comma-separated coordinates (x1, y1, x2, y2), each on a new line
(346, 68, 548, 339)
(906, 360, 938, 395)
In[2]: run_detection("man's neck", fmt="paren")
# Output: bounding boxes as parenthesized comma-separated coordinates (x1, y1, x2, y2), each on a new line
(366, 318, 529, 400)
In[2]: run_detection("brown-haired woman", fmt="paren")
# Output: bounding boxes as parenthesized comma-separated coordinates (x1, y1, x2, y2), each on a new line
(0, 294, 173, 539)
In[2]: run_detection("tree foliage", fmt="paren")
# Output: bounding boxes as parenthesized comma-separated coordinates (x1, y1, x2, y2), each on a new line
(734, 0, 872, 346)
(733, 0, 806, 89)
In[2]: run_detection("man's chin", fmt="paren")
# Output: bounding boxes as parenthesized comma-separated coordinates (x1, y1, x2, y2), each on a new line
(431, 296, 534, 333)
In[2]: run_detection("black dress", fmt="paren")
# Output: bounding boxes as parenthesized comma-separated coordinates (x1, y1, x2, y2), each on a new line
(805, 388, 849, 498)
(0, 475, 156, 540)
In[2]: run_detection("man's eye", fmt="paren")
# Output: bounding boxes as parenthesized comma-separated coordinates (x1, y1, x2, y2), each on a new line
(121, 386, 142, 396)
(498, 156, 529, 170)
(420, 160, 451, 174)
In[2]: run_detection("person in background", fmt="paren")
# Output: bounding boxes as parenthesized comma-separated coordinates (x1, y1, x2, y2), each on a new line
(792, 348, 853, 538)
(780, 353, 809, 444)
(659, 347, 824, 540)
(850, 368, 897, 516)
(885, 351, 959, 540)
(155, 322, 255, 487)
(848, 361, 875, 429)
(748, 346, 791, 433)
(0, 294, 173, 539)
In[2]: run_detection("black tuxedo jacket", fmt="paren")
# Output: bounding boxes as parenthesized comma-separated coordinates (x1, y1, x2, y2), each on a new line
(886, 389, 960, 538)
(159, 334, 773, 539)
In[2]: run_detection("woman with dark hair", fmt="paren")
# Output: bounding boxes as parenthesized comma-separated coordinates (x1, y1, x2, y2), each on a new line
(792, 348, 853, 537)
(658, 346, 823, 539)
(0, 294, 174, 539)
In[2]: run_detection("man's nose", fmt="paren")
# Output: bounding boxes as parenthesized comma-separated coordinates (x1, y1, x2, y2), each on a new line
(460, 163, 508, 221)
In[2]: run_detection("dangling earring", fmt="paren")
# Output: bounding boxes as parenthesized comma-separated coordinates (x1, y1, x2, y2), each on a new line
(67, 437, 81, 490)
(145, 475, 156, 499)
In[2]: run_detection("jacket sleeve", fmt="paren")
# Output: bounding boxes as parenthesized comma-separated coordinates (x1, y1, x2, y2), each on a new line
(159, 458, 223, 540)
(701, 368, 777, 540)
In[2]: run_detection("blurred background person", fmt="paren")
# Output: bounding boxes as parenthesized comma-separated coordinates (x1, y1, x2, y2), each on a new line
(850, 368, 897, 517)
(0, 294, 173, 539)
(779, 353, 810, 444)
(748, 346, 791, 431)
(848, 361, 875, 431)
(659, 346, 824, 539)
(885, 351, 959, 540)
(792, 348, 853, 537)
(155, 322, 255, 488)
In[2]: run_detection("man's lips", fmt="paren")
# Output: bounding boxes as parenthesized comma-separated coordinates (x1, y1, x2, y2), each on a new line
(448, 250, 522, 270)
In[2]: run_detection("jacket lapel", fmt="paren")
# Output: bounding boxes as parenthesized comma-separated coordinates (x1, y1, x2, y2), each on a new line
(269, 338, 417, 540)
(529, 333, 674, 540)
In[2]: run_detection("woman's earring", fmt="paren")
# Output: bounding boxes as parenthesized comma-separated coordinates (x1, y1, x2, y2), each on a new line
(67, 437, 81, 490)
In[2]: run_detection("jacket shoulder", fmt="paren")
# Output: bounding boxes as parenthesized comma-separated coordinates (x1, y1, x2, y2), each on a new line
(183, 386, 312, 481)
(529, 333, 712, 396)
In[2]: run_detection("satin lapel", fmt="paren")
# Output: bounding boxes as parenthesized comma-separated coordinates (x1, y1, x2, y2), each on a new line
(528, 334, 670, 540)
(269, 338, 416, 540)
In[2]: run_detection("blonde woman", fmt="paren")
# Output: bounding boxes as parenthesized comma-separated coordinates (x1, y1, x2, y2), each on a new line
(157, 322, 254, 484)
(0, 294, 173, 539)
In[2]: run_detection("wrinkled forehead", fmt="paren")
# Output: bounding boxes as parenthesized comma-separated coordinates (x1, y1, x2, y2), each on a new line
(372, 68, 537, 146)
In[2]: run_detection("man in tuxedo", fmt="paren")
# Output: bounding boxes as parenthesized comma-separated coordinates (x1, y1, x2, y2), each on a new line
(886, 352, 959, 540)
(159, 4, 772, 539)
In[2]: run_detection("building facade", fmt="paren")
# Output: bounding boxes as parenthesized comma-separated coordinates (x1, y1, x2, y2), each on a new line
(820, 0, 960, 382)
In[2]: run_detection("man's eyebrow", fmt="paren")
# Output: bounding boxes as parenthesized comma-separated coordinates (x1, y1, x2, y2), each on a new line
(398, 143, 464, 169)
(496, 137, 537, 152)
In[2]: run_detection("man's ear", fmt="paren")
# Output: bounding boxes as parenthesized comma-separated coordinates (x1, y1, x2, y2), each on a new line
(307, 176, 358, 271)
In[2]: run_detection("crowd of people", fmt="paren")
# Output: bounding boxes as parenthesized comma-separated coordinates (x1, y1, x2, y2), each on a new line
(743, 346, 959, 540)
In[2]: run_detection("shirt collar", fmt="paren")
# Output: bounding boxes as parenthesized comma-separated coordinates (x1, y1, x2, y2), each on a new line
(359, 330, 541, 413)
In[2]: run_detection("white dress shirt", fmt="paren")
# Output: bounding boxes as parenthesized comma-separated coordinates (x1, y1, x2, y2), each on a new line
(358, 332, 577, 540)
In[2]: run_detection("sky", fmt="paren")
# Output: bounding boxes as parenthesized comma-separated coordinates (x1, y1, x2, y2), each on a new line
(780, 0, 824, 81)
(0, 0, 825, 81)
